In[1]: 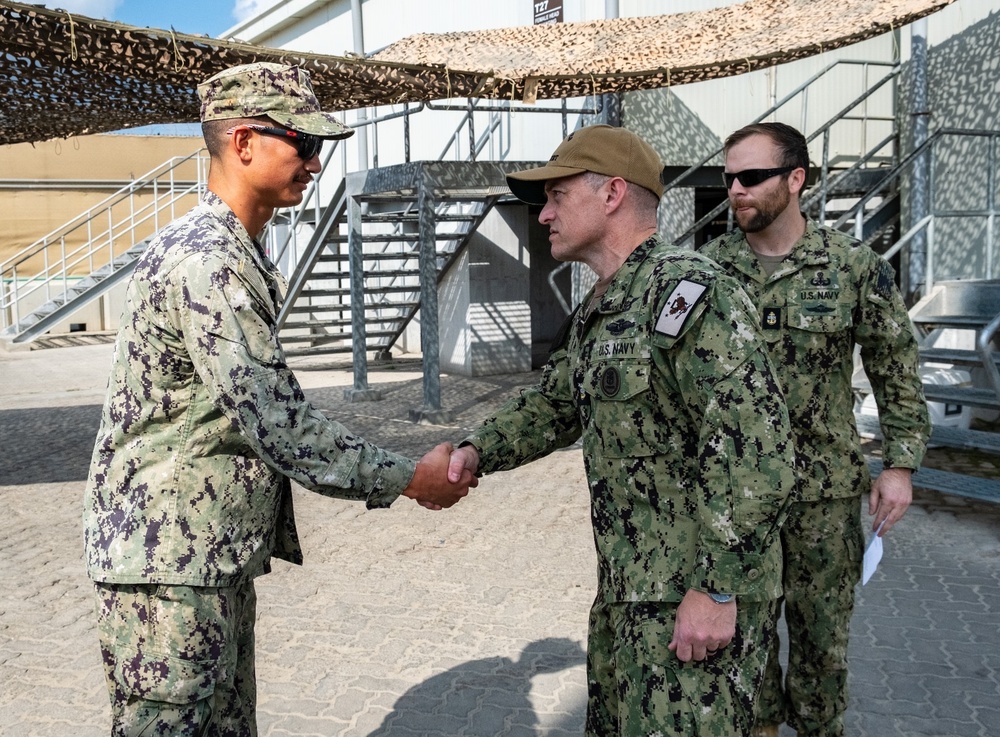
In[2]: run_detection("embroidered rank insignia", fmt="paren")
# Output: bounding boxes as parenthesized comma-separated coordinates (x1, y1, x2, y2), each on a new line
(762, 307, 781, 329)
(655, 280, 708, 337)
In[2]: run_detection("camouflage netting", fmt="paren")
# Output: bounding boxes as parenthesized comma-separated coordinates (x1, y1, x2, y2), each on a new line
(0, 0, 953, 145)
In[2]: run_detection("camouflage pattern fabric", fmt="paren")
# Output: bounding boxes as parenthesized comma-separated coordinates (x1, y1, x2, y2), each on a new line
(586, 598, 777, 736)
(198, 62, 353, 139)
(754, 497, 864, 736)
(95, 581, 257, 737)
(700, 220, 930, 502)
(83, 191, 416, 588)
(0, 0, 956, 145)
(701, 221, 930, 736)
(465, 234, 797, 733)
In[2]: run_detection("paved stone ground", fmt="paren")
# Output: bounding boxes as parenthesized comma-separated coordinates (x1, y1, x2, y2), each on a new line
(1, 340, 998, 737)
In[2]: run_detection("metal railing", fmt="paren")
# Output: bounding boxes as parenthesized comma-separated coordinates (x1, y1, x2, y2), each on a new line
(263, 95, 602, 275)
(665, 60, 898, 196)
(831, 128, 1000, 299)
(679, 61, 900, 248)
(1, 151, 209, 333)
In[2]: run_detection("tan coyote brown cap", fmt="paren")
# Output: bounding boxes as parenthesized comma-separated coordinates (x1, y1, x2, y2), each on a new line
(507, 124, 665, 205)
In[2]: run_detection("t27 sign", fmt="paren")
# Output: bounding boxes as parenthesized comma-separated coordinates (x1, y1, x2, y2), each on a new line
(534, 0, 563, 24)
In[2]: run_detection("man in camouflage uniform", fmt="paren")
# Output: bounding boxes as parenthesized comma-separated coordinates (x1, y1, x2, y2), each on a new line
(83, 63, 475, 737)
(701, 122, 930, 737)
(446, 124, 797, 736)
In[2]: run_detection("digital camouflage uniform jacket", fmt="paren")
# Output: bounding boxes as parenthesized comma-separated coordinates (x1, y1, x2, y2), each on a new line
(84, 192, 416, 587)
(701, 220, 930, 502)
(465, 235, 796, 604)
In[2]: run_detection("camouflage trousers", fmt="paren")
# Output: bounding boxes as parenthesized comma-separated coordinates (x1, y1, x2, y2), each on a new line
(585, 596, 777, 736)
(94, 581, 258, 737)
(755, 496, 864, 737)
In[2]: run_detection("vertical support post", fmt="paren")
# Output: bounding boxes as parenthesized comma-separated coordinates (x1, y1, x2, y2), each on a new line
(409, 169, 452, 424)
(988, 134, 997, 279)
(908, 18, 931, 304)
(344, 191, 381, 402)
(351, 0, 369, 172)
(602, 0, 621, 127)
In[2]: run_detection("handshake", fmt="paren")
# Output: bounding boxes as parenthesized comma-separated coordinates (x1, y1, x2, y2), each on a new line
(400, 442, 482, 510)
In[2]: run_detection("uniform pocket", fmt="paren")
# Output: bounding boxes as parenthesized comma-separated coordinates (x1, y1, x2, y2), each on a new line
(586, 359, 660, 458)
(115, 586, 229, 705)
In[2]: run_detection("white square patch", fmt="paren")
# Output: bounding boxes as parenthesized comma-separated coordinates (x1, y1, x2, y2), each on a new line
(654, 280, 708, 337)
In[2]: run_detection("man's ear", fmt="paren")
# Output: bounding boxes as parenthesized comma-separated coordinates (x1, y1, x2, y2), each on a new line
(230, 126, 254, 162)
(605, 176, 628, 211)
(788, 166, 807, 196)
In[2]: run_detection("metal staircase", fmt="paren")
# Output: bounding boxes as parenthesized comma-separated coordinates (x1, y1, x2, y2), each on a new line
(907, 279, 1000, 411)
(1, 150, 208, 344)
(669, 59, 902, 249)
(656, 61, 1000, 499)
(275, 162, 516, 359)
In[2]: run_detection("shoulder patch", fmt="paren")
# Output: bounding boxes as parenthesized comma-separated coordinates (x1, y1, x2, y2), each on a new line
(655, 279, 708, 337)
(875, 260, 895, 300)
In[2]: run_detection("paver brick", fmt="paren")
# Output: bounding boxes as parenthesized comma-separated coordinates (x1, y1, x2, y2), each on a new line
(2, 342, 999, 736)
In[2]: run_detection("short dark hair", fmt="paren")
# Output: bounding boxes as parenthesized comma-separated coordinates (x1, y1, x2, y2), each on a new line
(724, 122, 810, 179)
(201, 116, 269, 158)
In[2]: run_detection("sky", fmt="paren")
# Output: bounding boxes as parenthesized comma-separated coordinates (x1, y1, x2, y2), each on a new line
(44, 0, 275, 37)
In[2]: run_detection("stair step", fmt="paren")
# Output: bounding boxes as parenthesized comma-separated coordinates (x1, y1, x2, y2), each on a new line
(920, 347, 1000, 366)
(920, 385, 1000, 411)
(285, 301, 418, 314)
(280, 329, 398, 344)
(855, 413, 1000, 454)
(911, 315, 992, 329)
(867, 457, 1000, 504)
(317, 251, 448, 263)
(324, 232, 468, 244)
(299, 286, 421, 299)
(362, 212, 477, 223)
(304, 269, 420, 281)
(282, 318, 403, 330)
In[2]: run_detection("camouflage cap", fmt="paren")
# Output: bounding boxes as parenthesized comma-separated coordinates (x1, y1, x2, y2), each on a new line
(197, 62, 354, 140)
(507, 124, 665, 205)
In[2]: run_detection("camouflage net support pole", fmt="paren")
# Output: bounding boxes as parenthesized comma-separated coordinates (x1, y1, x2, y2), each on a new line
(409, 171, 452, 424)
(344, 190, 382, 402)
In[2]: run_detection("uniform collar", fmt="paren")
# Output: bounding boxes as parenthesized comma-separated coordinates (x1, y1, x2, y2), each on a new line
(202, 190, 272, 265)
(718, 218, 831, 281)
(587, 234, 662, 315)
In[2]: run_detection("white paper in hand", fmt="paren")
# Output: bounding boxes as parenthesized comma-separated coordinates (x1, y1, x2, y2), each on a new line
(862, 520, 886, 585)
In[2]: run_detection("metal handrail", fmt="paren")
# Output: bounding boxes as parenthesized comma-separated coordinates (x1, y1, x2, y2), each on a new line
(664, 60, 899, 195)
(1, 151, 208, 331)
(0, 150, 206, 273)
(831, 128, 1000, 298)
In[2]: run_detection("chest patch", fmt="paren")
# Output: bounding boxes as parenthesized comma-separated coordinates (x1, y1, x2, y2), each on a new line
(600, 366, 622, 397)
(655, 280, 708, 337)
(762, 306, 782, 330)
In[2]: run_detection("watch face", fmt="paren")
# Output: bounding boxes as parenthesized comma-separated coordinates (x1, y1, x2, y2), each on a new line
(709, 593, 734, 604)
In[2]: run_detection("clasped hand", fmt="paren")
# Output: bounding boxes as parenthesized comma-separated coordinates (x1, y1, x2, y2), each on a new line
(402, 442, 477, 510)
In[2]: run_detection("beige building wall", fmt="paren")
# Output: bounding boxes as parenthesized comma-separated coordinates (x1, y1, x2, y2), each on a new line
(1, 134, 203, 272)
(1, 134, 203, 338)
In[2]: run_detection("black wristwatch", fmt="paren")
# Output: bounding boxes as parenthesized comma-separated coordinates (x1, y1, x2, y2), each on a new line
(708, 592, 735, 604)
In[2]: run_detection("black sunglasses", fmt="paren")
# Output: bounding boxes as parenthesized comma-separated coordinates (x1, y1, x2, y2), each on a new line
(723, 166, 796, 189)
(226, 124, 324, 160)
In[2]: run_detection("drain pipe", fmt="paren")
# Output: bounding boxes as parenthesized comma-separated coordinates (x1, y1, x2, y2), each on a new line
(908, 17, 930, 303)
